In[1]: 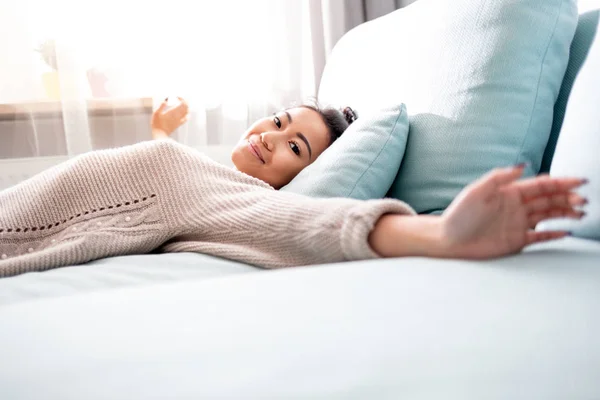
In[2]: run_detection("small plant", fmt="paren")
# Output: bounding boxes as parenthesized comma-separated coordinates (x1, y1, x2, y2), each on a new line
(35, 39, 58, 70)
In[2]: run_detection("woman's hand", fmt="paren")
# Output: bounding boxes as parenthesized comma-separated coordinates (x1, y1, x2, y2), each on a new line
(368, 165, 587, 260)
(440, 164, 587, 259)
(151, 97, 189, 139)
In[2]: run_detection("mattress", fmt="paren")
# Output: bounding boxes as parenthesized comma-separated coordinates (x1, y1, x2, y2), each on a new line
(0, 237, 599, 399)
(0, 252, 260, 306)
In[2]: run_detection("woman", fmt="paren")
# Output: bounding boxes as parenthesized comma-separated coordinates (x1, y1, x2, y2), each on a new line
(0, 98, 587, 278)
(152, 97, 357, 189)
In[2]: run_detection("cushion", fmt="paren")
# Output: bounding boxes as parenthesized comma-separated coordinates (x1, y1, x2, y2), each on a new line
(541, 2, 600, 172)
(538, 6, 600, 241)
(318, 0, 578, 213)
(280, 104, 408, 200)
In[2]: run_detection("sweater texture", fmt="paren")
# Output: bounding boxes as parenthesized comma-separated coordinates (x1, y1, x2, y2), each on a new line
(0, 140, 415, 278)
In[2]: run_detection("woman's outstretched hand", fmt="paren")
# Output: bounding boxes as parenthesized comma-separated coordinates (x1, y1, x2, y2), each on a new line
(369, 165, 587, 260)
(151, 97, 189, 139)
(440, 164, 587, 259)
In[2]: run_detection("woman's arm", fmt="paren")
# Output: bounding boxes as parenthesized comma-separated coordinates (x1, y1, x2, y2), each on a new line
(0, 140, 413, 275)
(0, 139, 586, 277)
(151, 129, 170, 140)
(368, 166, 586, 260)
(162, 157, 586, 267)
(368, 214, 446, 258)
(151, 97, 189, 140)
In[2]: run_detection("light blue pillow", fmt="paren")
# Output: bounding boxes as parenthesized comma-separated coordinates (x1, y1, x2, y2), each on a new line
(280, 104, 408, 200)
(538, 7, 600, 241)
(318, 0, 578, 213)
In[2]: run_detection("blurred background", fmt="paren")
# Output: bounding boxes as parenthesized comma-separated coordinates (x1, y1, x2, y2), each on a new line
(0, 0, 417, 184)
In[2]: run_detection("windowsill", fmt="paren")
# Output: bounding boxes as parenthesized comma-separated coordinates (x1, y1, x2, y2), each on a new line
(0, 97, 153, 121)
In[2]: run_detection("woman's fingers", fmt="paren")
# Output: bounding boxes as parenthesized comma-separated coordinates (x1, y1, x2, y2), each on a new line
(156, 99, 168, 113)
(525, 192, 587, 213)
(174, 102, 189, 119)
(513, 175, 587, 200)
(516, 176, 587, 224)
(173, 97, 189, 118)
(528, 208, 585, 228)
(164, 101, 188, 120)
(526, 230, 569, 245)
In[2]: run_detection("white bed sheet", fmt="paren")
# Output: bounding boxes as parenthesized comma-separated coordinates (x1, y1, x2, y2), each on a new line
(0, 252, 260, 306)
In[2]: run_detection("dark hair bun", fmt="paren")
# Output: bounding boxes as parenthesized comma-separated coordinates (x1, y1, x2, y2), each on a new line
(342, 107, 358, 125)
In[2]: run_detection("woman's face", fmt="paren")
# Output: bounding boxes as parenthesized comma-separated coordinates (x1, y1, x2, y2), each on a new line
(231, 107, 330, 188)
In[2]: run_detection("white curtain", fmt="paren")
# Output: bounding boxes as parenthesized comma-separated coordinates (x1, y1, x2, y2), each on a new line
(0, 0, 326, 163)
(0, 0, 413, 189)
(308, 0, 413, 91)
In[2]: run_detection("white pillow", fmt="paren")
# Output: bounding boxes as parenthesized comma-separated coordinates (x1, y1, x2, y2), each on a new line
(538, 6, 600, 240)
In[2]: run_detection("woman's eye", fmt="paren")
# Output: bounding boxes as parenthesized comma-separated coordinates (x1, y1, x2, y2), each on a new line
(289, 141, 301, 156)
(273, 116, 281, 128)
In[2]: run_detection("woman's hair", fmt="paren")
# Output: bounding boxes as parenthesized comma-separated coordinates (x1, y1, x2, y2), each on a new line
(297, 99, 358, 146)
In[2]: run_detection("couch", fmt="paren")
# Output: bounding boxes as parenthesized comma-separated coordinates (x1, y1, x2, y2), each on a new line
(1, 1, 599, 399)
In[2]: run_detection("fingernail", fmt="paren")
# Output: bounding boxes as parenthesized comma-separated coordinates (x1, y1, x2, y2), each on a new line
(514, 162, 528, 169)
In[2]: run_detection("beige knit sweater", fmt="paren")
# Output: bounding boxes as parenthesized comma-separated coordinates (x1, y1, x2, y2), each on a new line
(0, 140, 415, 278)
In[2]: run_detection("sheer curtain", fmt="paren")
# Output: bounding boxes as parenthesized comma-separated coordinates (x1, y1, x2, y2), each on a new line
(0, 0, 410, 189)
(0, 0, 321, 167)
(306, 0, 412, 92)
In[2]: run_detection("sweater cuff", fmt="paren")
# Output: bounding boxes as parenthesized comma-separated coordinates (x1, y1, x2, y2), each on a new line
(340, 199, 416, 261)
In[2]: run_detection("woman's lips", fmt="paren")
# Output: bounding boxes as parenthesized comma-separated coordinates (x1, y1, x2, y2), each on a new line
(248, 140, 265, 163)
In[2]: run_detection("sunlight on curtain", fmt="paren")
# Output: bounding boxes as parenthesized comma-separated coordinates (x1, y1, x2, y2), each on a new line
(0, 0, 317, 163)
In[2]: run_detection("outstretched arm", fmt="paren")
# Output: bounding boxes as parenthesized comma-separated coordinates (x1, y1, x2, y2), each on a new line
(163, 159, 586, 267)
(0, 140, 415, 275)
(368, 165, 587, 260)
(0, 139, 586, 277)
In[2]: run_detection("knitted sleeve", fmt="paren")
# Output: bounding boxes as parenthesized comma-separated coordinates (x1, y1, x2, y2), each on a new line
(0, 140, 415, 277)
(162, 191, 414, 268)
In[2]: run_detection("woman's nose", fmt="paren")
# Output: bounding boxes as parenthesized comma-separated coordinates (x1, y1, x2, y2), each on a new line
(260, 131, 275, 152)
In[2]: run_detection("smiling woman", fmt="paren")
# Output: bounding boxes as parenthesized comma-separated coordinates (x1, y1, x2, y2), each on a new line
(0, 0, 589, 278)
(231, 103, 355, 189)
(0, 135, 587, 277)
(152, 97, 356, 189)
